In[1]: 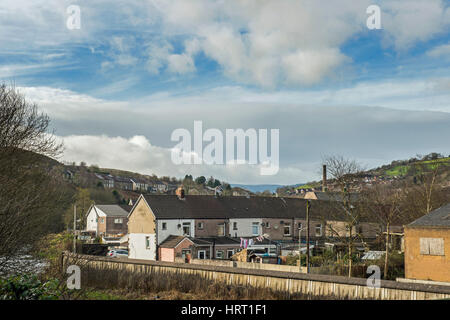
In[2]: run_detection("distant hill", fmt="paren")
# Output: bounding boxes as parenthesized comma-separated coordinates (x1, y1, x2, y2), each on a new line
(276, 153, 450, 196)
(231, 184, 289, 193)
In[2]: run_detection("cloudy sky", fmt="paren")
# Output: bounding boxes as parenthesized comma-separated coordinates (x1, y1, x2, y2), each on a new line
(1, 0, 449, 185)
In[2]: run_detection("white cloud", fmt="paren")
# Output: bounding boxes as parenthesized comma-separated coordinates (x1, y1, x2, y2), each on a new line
(381, 0, 450, 50)
(1, 1, 449, 87)
(167, 53, 196, 74)
(281, 48, 349, 85)
(59, 133, 307, 184)
(426, 43, 450, 58)
(19, 83, 450, 184)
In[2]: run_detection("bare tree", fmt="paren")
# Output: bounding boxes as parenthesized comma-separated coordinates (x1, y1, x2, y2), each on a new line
(362, 185, 403, 279)
(0, 84, 71, 275)
(409, 162, 442, 215)
(321, 155, 366, 277)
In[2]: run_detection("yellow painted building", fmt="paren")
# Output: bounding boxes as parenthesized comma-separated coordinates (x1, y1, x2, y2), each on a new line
(404, 203, 450, 283)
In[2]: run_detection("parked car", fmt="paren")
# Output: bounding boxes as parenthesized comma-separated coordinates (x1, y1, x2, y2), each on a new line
(107, 249, 128, 258)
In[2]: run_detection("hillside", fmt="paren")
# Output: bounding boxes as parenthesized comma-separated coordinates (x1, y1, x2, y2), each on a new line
(277, 153, 450, 196)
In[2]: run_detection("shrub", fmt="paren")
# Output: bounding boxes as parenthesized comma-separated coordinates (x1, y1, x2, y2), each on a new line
(0, 274, 61, 300)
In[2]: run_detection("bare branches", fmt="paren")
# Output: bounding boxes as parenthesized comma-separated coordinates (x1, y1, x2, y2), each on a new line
(0, 84, 62, 158)
(319, 155, 366, 277)
(322, 155, 365, 190)
(0, 84, 72, 275)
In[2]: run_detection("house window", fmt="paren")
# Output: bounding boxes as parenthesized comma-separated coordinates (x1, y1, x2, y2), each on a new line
(198, 222, 204, 229)
(216, 250, 224, 259)
(145, 236, 150, 249)
(283, 224, 291, 236)
(198, 250, 206, 259)
(100, 218, 104, 223)
(227, 249, 235, 259)
(218, 223, 225, 236)
(298, 222, 302, 230)
(181, 249, 191, 258)
(252, 222, 259, 236)
(162, 222, 167, 230)
(182, 222, 191, 236)
(265, 222, 270, 228)
(233, 222, 238, 230)
(315, 224, 322, 237)
(114, 218, 123, 224)
(420, 238, 444, 256)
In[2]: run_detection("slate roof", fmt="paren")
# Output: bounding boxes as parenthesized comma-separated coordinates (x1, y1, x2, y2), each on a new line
(95, 204, 129, 217)
(159, 235, 188, 248)
(159, 235, 213, 248)
(197, 236, 241, 246)
(407, 203, 450, 228)
(141, 195, 346, 220)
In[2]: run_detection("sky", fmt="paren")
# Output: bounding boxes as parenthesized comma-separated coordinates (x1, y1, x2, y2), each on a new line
(1, 0, 449, 185)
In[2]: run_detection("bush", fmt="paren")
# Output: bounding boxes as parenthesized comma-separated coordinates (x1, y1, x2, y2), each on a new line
(372, 251, 405, 280)
(0, 274, 61, 300)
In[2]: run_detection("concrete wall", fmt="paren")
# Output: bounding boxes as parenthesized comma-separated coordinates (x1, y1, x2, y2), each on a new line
(64, 252, 450, 300)
(128, 233, 156, 260)
(405, 227, 450, 282)
(189, 258, 306, 273)
(128, 198, 156, 234)
(228, 218, 262, 237)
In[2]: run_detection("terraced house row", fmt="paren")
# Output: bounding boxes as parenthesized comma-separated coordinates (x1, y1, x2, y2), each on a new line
(125, 190, 387, 261)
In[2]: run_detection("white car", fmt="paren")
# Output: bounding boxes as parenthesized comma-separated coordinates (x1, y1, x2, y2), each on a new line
(107, 249, 128, 258)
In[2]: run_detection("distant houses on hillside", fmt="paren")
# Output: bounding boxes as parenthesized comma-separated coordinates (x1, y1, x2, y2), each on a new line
(88, 172, 177, 194)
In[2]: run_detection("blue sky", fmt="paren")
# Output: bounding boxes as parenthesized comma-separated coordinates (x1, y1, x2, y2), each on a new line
(1, 0, 449, 184)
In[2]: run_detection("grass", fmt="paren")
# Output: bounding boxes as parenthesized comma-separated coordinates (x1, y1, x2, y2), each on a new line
(384, 157, 450, 177)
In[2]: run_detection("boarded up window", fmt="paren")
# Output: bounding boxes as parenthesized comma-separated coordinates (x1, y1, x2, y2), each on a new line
(420, 238, 444, 256)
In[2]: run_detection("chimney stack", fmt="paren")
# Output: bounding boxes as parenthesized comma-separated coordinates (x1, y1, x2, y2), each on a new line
(176, 186, 185, 200)
(322, 164, 327, 192)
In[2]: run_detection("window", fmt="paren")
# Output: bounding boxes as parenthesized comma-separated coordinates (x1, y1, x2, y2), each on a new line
(420, 238, 444, 256)
(182, 222, 191, 236)
(162, 222, 167, 230)
(283, 224, 291, 236)
(216, 250, 224, 259)
(233, 222, 238, 230)
(198, 250, 206, 259)
(100, 218, 104, 223)
(181, 249, 191, 258)
(198, 222, 204, 229)
(252, 222, 259, 236)
(265, 222, 270, 228)
(218, 223, 225, 236)
(145, 236, 150, 249)
(227, 249, 235, 259)
(315, 224, 322, 237)
(298, 222, 302, 230)
(114, 218, 123, 224)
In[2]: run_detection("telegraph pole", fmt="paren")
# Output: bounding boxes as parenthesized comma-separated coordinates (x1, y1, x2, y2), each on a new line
(73, 204, 76, 253)
(298, 227, 302, 272)
(306, 200, 311, 274)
